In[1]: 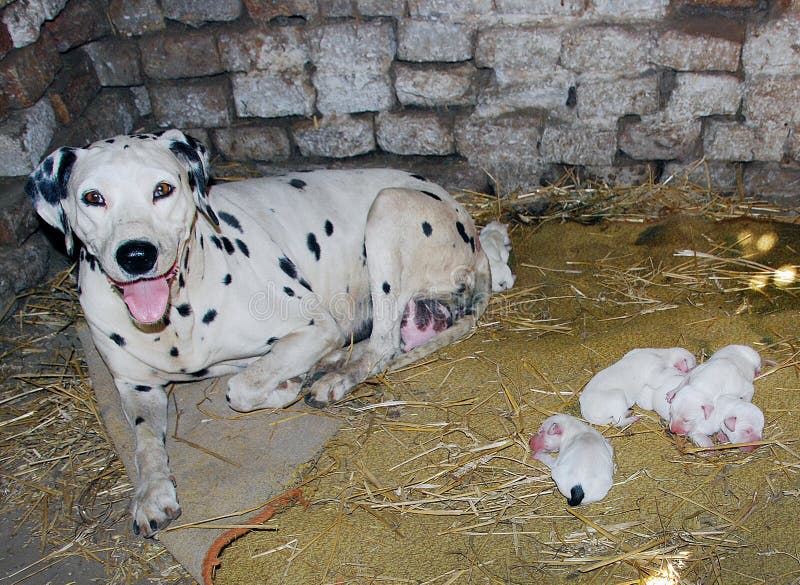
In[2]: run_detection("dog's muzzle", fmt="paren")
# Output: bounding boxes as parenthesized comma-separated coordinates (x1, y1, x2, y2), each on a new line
(110, 240, 177, 325)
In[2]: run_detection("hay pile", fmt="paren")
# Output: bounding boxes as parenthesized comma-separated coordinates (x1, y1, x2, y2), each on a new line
(1, 164, 798, 584)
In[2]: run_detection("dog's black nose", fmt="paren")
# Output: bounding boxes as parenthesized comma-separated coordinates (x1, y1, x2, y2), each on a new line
(116, 240, 158, 276)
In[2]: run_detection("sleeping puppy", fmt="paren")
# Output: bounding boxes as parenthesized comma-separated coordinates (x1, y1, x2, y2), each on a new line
(529, 414, 615, 506)
(671, 393, 765, 450)
(668, 344, 764, 440)
(478, 221, 515, 292)
(579, 347, 695, 426)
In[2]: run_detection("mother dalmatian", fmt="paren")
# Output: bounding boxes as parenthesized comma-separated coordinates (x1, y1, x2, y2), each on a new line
(26, 130, 493, 537)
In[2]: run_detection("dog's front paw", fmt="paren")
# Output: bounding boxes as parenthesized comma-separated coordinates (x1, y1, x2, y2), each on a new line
(132, 474, 181, 538)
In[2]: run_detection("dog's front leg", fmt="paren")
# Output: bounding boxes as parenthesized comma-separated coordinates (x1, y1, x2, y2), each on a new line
(116, 380, 181, 537)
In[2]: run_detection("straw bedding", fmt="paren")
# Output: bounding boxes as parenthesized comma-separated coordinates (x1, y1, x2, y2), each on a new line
(1, 166, 798, 584)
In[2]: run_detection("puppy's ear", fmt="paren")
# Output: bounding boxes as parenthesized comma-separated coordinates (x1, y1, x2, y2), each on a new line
(724, 416, 737, 432)
(26, 147, 79, 255)
(160, 129, 219, 227)
(701, 404, 714, 420)
(674, 358, 690, 374)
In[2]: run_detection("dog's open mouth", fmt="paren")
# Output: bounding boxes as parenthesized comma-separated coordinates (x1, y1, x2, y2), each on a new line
(109, 262, 178, 324)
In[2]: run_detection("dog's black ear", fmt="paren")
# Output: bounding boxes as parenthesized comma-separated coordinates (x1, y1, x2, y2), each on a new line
(26, 147, 79, 255)
(161, 129, 218, 227)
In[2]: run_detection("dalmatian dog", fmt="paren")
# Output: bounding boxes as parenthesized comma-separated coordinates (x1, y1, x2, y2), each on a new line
(27, 130, 492, 537)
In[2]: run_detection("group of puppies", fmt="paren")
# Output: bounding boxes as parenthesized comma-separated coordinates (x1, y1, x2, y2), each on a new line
(529, 345, 769, 506)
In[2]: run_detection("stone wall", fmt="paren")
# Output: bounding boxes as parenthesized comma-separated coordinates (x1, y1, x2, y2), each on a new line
(1, 0, 799, 200)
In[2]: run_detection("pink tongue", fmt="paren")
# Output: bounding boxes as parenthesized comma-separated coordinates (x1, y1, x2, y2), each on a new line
(121, 276, 170, 324)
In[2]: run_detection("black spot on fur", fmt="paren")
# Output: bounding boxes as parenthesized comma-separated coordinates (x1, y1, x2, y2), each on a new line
(170, 347, 179, 357)
(210, 235, 223, 250)
(192, 368, 209, 378)
(568, 485, 585, 506)
(221, 236, 235, 255)
(308, 319, 315, 326)
(279, 257, 297, 278)
(267, 337, 278, 345)
(469, 236, 475, 253)
(202, 309, 217, 324)
(178, 273, 185, 288)
(299, 278, 312, 291)
(421, 190, 442, 201)
(135, 385, 151, 392)
(382, 281, 391, 294)
(110, 333, 125, 346)
(218, 211, 243, 232)
(135, 416, 144, 425)
(177, 303, 192, 317)
(324, 220, 334, 236)
(223, 274, 232, 285)
(183, 249, 190, 270)
(456, 221, 470, 244)
(235, 239, 249, 257)
(289, 178, 306, 190)
(307, 233, 320, 261)
(200, 235, 204, 249)
(351, 318, 373, 344)
(410, 173, 427, 182)
(284, 286, 295, 297)
(422, 221, 433, 237)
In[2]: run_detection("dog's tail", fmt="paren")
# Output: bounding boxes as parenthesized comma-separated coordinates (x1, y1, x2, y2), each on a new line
(567, 485, 585, 506)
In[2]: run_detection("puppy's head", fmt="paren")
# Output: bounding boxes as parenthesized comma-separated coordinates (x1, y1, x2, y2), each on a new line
(27, 130, 219, 325)
(530, 414, 571, 453)
(668, 388, 711, 435)
(667, 347, 696, 374)
(718, 397, 764, 451)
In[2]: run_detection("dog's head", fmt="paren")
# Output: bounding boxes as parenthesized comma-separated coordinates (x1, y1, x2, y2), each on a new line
(27, 129, 219, 325)
(668, 386, 711, 435)
(717, 397, 764, 451)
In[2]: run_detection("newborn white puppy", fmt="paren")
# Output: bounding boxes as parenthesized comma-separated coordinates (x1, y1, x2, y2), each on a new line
(672, 394, 765, 450)
(668, 344, 763, 439)
(529, 414, 614, 506)
(579, 347, 695, 426)
(479, 221, 515, 292)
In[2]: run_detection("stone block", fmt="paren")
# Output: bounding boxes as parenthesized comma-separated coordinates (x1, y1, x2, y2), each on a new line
(652, 29, 741, 72)
(561, 25, 651, 74)
(618, 112, 702, 160)
(309, 21, 395, 114)
(585, 162, 660, 187)
(577, 74, 660, 125)
(666, 73, 741, 118)
(161, 0, 242, 25)
(397, 20, 473, 63)
(242, 0, 318, 20)
(357, 0, 405, 17)
(0, 98, 55, 176)
(376, 111, 454, 156)
(474, 71, 574, 118)
(141, 31, 222, 79)
(47, 50, 100, 125)
(219, 26, 307, 73)
(588, 0, 668, 18)
(0, 177, 39, 245)
(81, 39, 142, 86)
(291, 114, 375, 158)
(743, 162, 800, 201)
(319, 0, 353, 16)
(130, 85, 151, 117)
(2, 0, 66, 48)
(703, 120, 787, 162)
(540, 123, 617, 166)
(395, 62, 478, 107)
(662, 159, 739, 193)
(52, 88, 138, 147)
(149, 79, 231, 128)
(0, 233, 51, 305)
(45, 0, 110, 52)
(743, 15, 800, 76)
(494, 0, 585, 17)
(455, 112, 548, 193)
(0, 33, 60, 109)
(475, 26, 562, 87)
(408, 0, 493, 19)
(232, 70, 315, 118)
(743, 75, 800, 126)
(109, 0, 165, 36)
(792, 127, 800, 162)
(211, 125, 291, 162)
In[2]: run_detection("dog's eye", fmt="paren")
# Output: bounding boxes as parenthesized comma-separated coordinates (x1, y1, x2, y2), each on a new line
(153, 182, 174, 200)
(82, 190, 105, 207)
